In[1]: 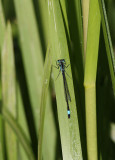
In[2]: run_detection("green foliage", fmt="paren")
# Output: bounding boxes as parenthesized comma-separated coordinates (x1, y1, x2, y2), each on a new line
(0, 0, 115, 160)
(99, 0, 115, 95)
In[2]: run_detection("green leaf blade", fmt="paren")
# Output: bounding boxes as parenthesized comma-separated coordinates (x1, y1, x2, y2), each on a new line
(48, 0, 83, 159)
(1, 22, 17, 160)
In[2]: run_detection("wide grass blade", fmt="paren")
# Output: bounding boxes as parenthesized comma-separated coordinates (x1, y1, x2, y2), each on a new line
(84, 0, 101, 159)
(14, 0, 44, 132)
(98, 0, 115, 95)
(48, 0, 83, 159)
(1, 22, 17, 159)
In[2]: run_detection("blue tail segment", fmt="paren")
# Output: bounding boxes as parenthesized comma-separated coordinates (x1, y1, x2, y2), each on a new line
(67, 110, 70, 118)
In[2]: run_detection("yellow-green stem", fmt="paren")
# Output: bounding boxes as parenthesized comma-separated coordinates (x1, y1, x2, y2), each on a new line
(84, 0, 101, 158)
(85, 84, 97, 160)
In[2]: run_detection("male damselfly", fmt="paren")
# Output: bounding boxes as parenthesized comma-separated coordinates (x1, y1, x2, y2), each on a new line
(54, 59, 71, 118)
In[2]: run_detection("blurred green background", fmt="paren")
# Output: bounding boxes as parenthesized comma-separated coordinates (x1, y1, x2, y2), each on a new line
(0, 0, 115, 160)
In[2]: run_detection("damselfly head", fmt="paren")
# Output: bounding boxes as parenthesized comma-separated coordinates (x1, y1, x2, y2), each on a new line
(56, 59, 65, 65)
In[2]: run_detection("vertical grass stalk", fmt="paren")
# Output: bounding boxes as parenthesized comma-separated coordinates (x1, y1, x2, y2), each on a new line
(84, 0, 101, 159)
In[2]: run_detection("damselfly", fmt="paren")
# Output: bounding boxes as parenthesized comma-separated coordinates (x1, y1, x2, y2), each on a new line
(54, 59, 71, 118)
